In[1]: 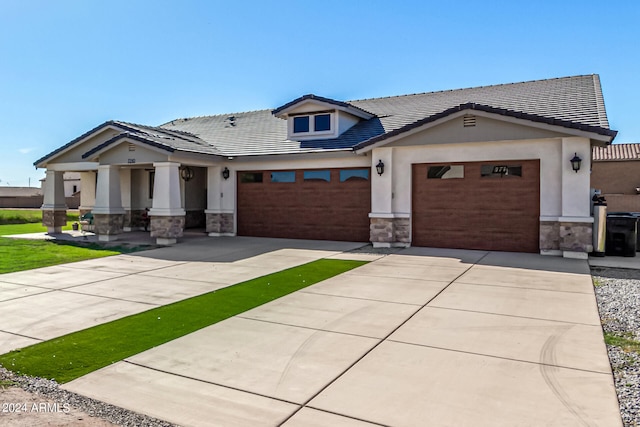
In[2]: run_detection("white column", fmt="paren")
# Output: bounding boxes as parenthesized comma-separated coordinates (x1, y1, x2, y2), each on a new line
(561, 137, 592, 218)
(370, 147, 393, 215)
(206, 166, 222, 212)
(79, 171, 96, 213)
(560, 137, 593, 259)
(120, 168, 132, 231)
(93, 165, 125, 214)
(42, 170, 66, 210)
(149, 162, 185, 216)
(41, 170, 67, 233)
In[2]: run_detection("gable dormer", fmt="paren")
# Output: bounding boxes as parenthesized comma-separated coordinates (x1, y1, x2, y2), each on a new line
(272, 94, 375, 141)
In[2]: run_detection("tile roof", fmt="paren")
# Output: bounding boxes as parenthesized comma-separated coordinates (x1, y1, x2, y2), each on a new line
(36, 74, 616, 165)
(593, 143, 640, 161)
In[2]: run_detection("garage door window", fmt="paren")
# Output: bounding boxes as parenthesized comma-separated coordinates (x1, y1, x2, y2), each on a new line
(427, 165, 464, 179)
(340, 169, 369, 182)
(304, 170, 331, 182)
(240, 172, 263, 183)
(270, 171, 296, 183)
(481, 165, 522, 178)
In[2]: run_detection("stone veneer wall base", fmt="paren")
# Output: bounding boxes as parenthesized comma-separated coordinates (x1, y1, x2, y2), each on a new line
(150, 215, 185, 244)
(370, 217, 411, 246)
(206, 212, 235, 235)
(42, 209, 67, 234)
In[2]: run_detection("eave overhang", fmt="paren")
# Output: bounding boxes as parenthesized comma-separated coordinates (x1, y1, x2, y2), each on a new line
(353, 103, 617, 153)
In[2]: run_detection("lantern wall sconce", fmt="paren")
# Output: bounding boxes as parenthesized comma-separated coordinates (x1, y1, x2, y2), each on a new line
(570, 153, 582, 173)
(222, 167, 230, 180)
(376, 160, 385, 176)
(180, 166, 194, 181)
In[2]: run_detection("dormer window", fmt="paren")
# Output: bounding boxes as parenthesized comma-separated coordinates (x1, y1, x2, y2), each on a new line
(291, 112, 334, 135)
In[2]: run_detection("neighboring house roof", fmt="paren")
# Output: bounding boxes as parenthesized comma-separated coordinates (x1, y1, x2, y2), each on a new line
(0, 187, 43, 197)
(35, 74, 616, 165)
(593, 143, 640, 161)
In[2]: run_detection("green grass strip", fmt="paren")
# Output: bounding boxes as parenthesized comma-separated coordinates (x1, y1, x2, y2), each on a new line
(0, 222, 76, 236)
(0, 259, 366, 383)
(0, 209, 78, 225)
(0, 238, 134, 274)
(604, 332, 640, 353)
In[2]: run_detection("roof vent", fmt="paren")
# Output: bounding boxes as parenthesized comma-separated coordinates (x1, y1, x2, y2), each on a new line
(463, 115, 476, 127)
(128, 143, 136, 151)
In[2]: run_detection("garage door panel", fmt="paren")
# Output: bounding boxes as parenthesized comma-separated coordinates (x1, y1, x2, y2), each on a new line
(412, 160, 540, 253)
(238, 168, 371, 242)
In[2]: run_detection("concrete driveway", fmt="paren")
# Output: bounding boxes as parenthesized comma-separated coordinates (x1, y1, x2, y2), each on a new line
(52, 245, 622, 426)
(0, 237, 364, 354)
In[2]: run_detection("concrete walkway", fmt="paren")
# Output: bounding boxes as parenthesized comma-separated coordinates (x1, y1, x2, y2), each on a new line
(51, 245, 622, 426)
(0, 237, 364, 354)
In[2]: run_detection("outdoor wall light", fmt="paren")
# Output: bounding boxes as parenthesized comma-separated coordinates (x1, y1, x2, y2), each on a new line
(570, 153, 582, 173)
(222, 167, 230, 180)
(376, 159, 385, 176)
(180, 166, 194, 181)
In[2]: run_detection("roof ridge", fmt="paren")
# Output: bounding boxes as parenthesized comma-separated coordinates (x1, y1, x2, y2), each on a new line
(160, 108, 273, 127)
(348, 74, 598, 103)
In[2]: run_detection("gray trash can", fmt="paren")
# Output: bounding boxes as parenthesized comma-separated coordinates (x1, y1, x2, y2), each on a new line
(606, 214, 638, 257)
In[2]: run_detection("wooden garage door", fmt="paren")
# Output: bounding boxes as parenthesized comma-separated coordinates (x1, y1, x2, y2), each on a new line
(412, 160, 540, 252)
(237, 168, 371, 242)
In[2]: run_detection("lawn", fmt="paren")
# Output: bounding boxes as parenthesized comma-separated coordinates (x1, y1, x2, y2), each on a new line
(0, 209, 78, 225)
(0, 258, 367, 383)
(0, 238, 137, 274)
(0, 222, 75, 236)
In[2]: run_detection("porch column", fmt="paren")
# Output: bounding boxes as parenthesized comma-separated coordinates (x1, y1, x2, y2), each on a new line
(120, 169, 133, 231)
(558, 137, 593, 259)
(79, 171, 96, 216)
(369, 148, 409, 248)
(93, 165, 125, 242)
(205, 165, 235, 236)
(41, 170, 67, 234)
(149, 162, 185, 245)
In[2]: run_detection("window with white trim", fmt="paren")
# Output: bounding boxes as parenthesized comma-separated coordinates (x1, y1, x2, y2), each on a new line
(291, 112, 333, 135)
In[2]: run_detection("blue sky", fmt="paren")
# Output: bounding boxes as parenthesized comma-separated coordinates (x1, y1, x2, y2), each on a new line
(0, 0, 638, 187)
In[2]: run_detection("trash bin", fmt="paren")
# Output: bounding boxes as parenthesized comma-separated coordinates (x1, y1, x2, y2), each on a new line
(606, 214, 638, 257)
(592, 196, 607, 256)
(608, 212, 640, 252)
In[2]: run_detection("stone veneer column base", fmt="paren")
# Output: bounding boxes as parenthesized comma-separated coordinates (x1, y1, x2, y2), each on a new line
(540, 220, 593, 257)
(42, 209, 67, 234)
(206, 212, 235, 236)
(151, 215, 185, 245)
(93, 214, 124, 241)
(370, 216, 411, 248)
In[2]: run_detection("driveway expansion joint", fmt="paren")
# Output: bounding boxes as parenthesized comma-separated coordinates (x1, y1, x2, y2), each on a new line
(276, 251, 489, 425)
(0, 329, 43, 342)
(454, 280, 595, 294)
(121, 360, 301, 406)
(297, 289, 424, 306)
(384, 339, 614, 376)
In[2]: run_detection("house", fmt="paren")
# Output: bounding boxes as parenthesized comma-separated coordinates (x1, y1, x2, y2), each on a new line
(592, 143, 640, 212)
(34, 75, 617, 258)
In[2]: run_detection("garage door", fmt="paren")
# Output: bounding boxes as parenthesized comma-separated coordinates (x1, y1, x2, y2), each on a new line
(237, 168, 371, 242)
(412, 160, 540, 252)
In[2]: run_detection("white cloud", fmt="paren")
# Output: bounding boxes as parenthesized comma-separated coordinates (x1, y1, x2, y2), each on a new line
(18, 148, 34, 154)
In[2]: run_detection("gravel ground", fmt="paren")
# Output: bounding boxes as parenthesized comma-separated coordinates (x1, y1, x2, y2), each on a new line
(592, 266, 640, 427)
(0, 367, 176, 426)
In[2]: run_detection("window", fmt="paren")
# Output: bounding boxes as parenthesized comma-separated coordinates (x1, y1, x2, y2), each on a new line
(427, 165, 464, 179)
(304, 170, 331, 182)
(240, 172, 263, 183)
(293, 116, 310, 133)
(340, 169, 369, 182)
(481, 165, 522, 178)
(314, 114, 331, 132)
(292, 113, 333, 134)
(270, 171, 296, 183)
